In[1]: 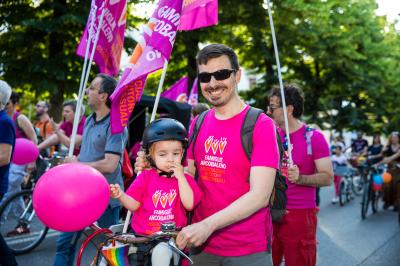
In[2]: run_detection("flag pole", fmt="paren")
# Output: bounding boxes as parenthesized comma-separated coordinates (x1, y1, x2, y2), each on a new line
(266, 0, 293, 164)
(68, 4, 106, 157)
(122, 59, 169, 234)
(150, 59, 169, 122)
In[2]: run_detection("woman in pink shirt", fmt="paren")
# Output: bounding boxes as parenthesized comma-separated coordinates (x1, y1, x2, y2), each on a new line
(38, 100, 85, 156)
(110, 118, 201, 266)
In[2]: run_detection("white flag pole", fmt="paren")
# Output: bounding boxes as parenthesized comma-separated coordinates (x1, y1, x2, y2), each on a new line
(150, 59, 169, 122)
(68, 4, 106, 157)
(122, 58, 169, 234)
(266, 0, 293, 164)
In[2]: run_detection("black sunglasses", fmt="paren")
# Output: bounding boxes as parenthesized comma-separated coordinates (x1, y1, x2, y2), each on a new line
(198, 69, 236, 83)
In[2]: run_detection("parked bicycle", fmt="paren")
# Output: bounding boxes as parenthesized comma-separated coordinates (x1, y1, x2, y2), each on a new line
(0, 154, 62, 254)
(78, 222, 193, 266)
(360, 164, 386, 219)
(335, 166, 358, 206)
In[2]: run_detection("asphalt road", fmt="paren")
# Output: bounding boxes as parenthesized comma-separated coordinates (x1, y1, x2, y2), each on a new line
(14, 185, 400, 266)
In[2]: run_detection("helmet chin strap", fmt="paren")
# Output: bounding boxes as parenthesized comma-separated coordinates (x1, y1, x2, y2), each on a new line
(148, 156, 174, 178)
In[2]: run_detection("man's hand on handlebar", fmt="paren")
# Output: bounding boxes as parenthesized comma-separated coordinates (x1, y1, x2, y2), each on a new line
(176, 221, 214, 249)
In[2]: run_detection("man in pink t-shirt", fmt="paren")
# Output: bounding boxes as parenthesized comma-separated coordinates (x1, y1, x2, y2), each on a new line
(175, 44, 279, 265)
(267, 84, 333, 266)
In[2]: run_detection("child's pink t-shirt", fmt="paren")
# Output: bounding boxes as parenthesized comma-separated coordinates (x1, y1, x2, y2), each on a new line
(126, 169, 201, 235)
(187, 106, 279, 256)
(279, 125, 330, 209)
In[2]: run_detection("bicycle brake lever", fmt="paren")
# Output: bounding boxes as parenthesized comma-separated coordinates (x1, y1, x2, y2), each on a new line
(168, 238, 194, 265)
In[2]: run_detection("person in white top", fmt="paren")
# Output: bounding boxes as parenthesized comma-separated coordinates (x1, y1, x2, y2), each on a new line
(331, 145, 349, 204)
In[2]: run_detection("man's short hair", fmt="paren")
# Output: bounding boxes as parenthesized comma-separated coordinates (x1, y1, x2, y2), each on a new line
(96, 73, 117, 108)
(63, 99, 85, 115)
(0, 80, 12, 109)
(196, 44, 240, 72)
(269, 84, 304, 118)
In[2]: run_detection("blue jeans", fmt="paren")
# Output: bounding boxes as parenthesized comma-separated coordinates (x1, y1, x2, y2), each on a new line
(53, 205, 120, 266)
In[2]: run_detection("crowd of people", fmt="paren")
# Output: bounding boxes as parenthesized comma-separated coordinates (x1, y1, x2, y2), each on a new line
(329, 132, 400, 209)
(0, 43, 398, 266)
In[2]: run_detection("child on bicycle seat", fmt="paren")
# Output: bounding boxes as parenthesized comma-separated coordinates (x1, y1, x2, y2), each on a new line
(110, 118, 201, 266)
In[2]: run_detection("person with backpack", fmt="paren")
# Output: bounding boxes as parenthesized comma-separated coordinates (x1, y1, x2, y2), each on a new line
(52, 74, 128, 266)
(110, 118, 202, 266)
(267, 84, 333, 266)
(34, 100, 55, 156)
(161, 44, 279, 265)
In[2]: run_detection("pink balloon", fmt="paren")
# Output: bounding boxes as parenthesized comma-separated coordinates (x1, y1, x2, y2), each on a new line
(12, 138, 39, 165)
(33, 163, 110, 232)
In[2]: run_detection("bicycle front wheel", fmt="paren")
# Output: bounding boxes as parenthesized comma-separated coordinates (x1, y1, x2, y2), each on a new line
(361, 183, 371, 219)
(352, 174, 364, 196)
(339, 181, 346, 206)
(0, 189, 49, 255)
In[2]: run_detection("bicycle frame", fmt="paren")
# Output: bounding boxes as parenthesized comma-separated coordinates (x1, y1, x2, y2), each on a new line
(77, 223, 193, 266)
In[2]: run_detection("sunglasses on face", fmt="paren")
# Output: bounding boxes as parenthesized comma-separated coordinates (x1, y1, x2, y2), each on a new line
(198, 69, 236, 83)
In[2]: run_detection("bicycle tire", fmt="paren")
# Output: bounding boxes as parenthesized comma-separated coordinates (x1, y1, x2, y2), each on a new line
(361, 183, 370, 219)
(0, 189, 49, 255)
(371, 192, 380, 213)
(339, 181, 346, 206)
(352, 174, 364, 196)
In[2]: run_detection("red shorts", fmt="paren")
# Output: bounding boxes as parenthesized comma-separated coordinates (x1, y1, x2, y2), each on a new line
(272, 208, 317, 266)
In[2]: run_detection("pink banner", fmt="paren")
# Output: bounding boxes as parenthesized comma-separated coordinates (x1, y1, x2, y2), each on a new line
(179, 0, 218, 31)
(161, 76, 189, 102)
(188, 77, 198, 106)
(148, 0, 183, 60)
(110, 0, 183, 134)
(76, 0, 127, 77)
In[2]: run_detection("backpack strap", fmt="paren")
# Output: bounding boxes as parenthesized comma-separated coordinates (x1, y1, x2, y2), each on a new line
(304, 126, 315, 156)
(241, 107, 263, 162)
(188, 110, 210, 175)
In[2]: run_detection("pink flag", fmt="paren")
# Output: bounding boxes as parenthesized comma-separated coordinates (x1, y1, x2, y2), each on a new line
(110, 0, 183, 134)
(76, 0, 127, 77)
(161, 76, 189, 102)
(161, 76, 189, 103)
(179, 0, 218, 31)
(188, 77, 198, 106)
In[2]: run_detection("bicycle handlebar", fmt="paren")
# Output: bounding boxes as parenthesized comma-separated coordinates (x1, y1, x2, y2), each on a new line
(77, 223, 193, 266)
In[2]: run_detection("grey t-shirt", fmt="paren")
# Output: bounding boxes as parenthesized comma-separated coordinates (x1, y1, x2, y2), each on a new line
(79, 113, 128, 208)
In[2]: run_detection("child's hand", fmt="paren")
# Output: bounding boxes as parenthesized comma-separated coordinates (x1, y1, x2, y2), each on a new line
(170, 162, 185, 180)
(110, 184, 123, 199)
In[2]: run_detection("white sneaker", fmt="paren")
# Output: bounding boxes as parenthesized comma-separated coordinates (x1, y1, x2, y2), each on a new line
(331, 197, 339, 204)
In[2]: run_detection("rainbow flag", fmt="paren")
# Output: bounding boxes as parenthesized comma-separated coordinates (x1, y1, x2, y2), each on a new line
(101, 243, 129, 266)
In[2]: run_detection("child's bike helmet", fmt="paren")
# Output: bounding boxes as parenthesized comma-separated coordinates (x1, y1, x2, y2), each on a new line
(142, 118, 188, 152)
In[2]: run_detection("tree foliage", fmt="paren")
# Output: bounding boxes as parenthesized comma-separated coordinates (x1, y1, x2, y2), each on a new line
(1, 0, 399, 135)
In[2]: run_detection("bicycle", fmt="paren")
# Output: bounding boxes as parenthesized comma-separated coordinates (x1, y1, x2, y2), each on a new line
(77, 222, 193, 266)
(0, 154, 62, 254)
(335, 166, 358, 206)
(360, 164, 385, 219)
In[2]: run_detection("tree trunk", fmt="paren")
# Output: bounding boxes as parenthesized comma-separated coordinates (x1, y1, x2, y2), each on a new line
(48, 0, 66, 121)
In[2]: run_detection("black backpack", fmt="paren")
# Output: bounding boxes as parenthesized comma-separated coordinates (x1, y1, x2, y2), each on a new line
(189, 107, 287, 223)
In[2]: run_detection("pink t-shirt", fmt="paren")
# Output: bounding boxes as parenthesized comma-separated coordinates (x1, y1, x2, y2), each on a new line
(126, 169, 201, 235)
(279, 125, 330, 209)
(59, 117, 86, 156)
(187, 106, 279, 256)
